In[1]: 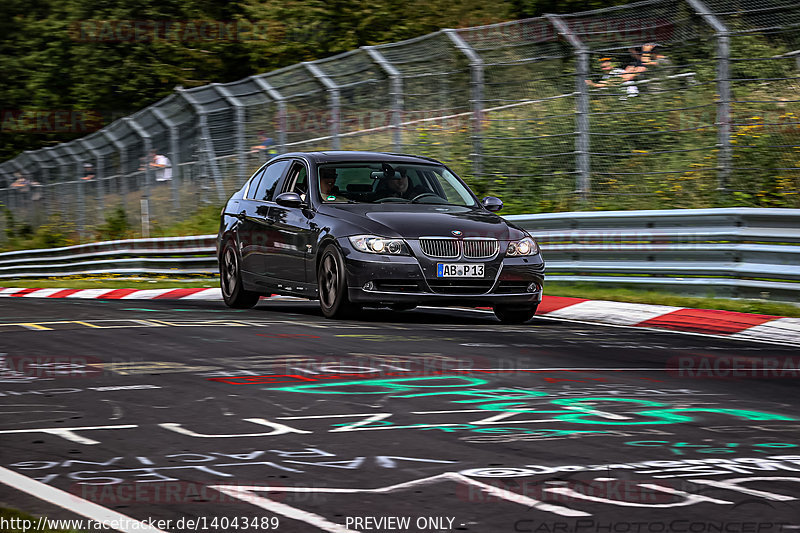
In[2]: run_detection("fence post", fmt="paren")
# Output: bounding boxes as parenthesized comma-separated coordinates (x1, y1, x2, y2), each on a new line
(363, 46, 404, 152)
(687, 0, 732, 194)
(546, 14, 591, 202)
(125, 117, 154, 238)
(151, 106, 181, 210)
(102, 129, 128, 215)
(304, 61, 341, 150)
(26, 150, 50, 228)
(213, 84, 248, 184)
(61, 144, 87, 240)
(443, 29, 484, 179)
(41, 147, 61, 221)
(251, 76, 287, 155)
(8, 159, 25, 220)
(79, 139, 105, 226)
(177, 88, 226, 202)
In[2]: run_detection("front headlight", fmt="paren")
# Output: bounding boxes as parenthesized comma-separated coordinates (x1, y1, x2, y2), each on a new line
(506, 236, 540, 256)
(349, 235, 409, 255)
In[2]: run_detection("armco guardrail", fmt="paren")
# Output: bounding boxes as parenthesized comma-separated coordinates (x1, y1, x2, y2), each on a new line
(0, 235, 217, 278)
(507, 207, 800, 301)
(1, 208, 799, 301)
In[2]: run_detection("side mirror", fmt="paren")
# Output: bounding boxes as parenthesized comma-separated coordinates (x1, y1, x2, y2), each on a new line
(482, 196, 503, 212)
(275, 191, 304, 208)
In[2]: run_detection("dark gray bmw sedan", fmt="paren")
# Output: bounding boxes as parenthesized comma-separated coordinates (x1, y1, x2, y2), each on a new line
(217, 151, 544, 323)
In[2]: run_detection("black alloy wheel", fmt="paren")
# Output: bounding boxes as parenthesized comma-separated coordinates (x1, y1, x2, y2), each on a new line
(220, 240, 260, 308)
(493, 304, 538, 324)
(317, 244, 359, 319)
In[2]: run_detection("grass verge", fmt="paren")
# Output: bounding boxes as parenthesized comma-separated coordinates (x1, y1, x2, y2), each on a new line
(545, 282, 800, 318)
(1, 278, 798, 317)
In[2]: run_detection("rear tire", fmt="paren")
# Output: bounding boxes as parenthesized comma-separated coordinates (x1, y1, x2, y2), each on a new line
(493, 304, 537, 324)
(220, 240, 260, 309)
(317, 244, 360, 319)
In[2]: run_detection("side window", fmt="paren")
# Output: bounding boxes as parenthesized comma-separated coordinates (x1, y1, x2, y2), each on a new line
(283, 161, 308, 197)
(245, 167, 266, 199)
(252, 160, 291, 201)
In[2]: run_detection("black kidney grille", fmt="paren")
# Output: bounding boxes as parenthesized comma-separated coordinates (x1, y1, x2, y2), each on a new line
(420, 238, 459, 258)
(462, 239, 499, 259)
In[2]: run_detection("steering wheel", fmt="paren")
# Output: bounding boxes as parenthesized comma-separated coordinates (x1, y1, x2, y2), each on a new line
(410, 192, 441, 203)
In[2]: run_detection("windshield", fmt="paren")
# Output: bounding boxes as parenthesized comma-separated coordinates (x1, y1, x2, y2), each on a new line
(317, 162, 477, 207)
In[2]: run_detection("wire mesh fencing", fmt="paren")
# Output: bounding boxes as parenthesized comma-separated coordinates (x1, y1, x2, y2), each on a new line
(1, 0, 798, 247)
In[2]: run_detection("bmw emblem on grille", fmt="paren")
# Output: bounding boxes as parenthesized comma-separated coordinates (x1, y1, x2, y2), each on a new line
(451, 230, 463, 237)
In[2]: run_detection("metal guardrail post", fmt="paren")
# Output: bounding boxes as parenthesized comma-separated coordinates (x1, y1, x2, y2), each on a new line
(8, 159, 26, 214)
(687, 0, 732, 194)
(547, 14, 591, 202)
(251, 76, 287, 155)
(124, 117, 154, 238)
(177, 88, 226, 202)
(151, 106, 181, 210)
(40, 147, 60, 218)
(363, 46, 404, 152)
(79, 139, 105, 223)
(213, 85, 248, 184)
(443, 29, 484, 179)
(304, 61, 341, 150)
(60, 144, 87, 240)
(26, 150, 51, 227)
(102, 129, 129, 218)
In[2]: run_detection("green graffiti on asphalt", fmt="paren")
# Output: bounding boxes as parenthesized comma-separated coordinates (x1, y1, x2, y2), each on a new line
(267, 376, 796, 426)
(268, 375, 490, 394)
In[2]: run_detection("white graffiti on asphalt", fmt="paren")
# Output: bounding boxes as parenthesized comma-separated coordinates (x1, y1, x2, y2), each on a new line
(9, 448, 457, 485)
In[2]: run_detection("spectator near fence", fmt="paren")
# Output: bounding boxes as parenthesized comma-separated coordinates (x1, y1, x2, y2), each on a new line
(10, 171, 41, 201)
(11, 172, 30, 191)
(250, 131, 277, 160)
(586, 56, 647, 100)
(149, 150, 172, 181)
(81, 162, 95, 181)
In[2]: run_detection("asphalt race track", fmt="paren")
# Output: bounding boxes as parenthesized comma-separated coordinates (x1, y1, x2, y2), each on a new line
(1, 297, 799, 533)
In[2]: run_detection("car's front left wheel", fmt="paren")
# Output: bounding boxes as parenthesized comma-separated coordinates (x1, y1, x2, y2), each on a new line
(318, 244, 359, 319)
(220, 240, 260, 309)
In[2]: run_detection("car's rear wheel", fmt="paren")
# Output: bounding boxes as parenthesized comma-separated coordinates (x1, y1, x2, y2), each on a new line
(493, 304, 538, 324)
(220, 240, 260, 309)
(318, 244, 359, 319)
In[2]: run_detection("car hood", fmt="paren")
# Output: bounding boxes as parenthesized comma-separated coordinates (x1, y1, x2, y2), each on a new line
(321, 204, 519, 240)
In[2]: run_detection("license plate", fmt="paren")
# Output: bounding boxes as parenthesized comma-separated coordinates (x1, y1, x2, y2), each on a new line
(437, 263, 484, 277)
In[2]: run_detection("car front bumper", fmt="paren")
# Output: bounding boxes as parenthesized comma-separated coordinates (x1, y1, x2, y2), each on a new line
(340, 240, 545, 307)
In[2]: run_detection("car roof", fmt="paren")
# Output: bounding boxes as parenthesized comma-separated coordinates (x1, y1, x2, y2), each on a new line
(279, 151, 443, 165)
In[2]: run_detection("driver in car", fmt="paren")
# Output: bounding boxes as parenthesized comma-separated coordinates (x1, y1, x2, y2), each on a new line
(379, 166, 430, 200)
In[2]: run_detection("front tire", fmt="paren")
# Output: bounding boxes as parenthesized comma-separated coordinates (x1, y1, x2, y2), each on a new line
(493, 304, 538, 324)
(317, 244, 359, 319)
(220, 240, 260, 309)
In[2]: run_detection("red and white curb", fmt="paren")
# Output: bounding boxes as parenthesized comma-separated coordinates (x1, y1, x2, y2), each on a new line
(537, 295, 800, 347)
(0, 287, 222, 300)
(2, 287, 798, 346)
